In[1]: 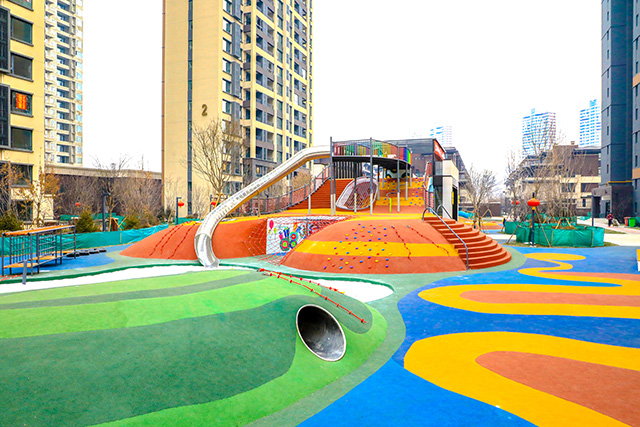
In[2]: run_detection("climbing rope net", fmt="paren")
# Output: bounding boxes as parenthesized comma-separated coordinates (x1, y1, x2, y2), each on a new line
(244, 216, 348, 265)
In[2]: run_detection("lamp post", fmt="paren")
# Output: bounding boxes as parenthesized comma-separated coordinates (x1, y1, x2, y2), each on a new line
(101, 193, 110, 232)
(527, 195, 540, 247)
(511, 199, 520, 221)
(176, 197, 184, 225)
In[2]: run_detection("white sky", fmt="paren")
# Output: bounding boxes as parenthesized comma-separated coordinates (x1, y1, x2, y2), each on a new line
(84, 0, 601, 181)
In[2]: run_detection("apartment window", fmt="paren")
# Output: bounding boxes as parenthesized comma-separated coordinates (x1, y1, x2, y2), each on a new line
(10, 53, 32, 79)
(223, 58, 232, 74)
(223, 38, 232, 54)
(223, 18, 233, 34)
(223, 79, 232, 94)
(7, 0, 33, 10)
(11, 16, 32, 45)
(10, 90, 31, 116)
(11, 127, 32, 150)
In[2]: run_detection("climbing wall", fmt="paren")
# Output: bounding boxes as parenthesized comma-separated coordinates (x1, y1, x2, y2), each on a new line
(245, 216, 348, 265)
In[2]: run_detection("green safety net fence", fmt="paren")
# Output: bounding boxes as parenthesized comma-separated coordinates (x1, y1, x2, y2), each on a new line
(1, 224, 169, 256)
(74, 224, 169, 249)
(507, 222, 604, 247)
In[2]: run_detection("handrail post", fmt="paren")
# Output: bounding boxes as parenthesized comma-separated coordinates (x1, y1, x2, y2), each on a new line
(369, 137, 374, 215)
(396, 157, 400, 212)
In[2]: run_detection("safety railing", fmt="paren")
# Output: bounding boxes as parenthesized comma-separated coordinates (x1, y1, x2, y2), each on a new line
(233, 165, 331, 216)
(422, 206, 469, 270)
(2, 225, 77, 276)
(436, 204, 453, 219)
(332, 139, 411, 163)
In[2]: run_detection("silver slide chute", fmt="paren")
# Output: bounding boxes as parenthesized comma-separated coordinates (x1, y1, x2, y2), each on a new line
(195, 145, 330, 267)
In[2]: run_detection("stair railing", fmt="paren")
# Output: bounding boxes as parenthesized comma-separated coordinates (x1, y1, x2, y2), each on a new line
(436, 204, 453, 219)
(423, 206, 469, 270)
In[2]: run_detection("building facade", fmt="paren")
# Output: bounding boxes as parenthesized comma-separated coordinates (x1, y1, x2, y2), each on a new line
(43, 0, 83, 166)
(162, 0, 313, 215)
(594, 0, 634, 218)
(579, 99, 601, 147)
(428, 126, 453, 147)
(0, 0, 46, 220)
(522, 109, 557, 156)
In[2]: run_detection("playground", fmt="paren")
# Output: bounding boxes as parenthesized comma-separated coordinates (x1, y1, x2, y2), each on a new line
(1, 140, 639, 426)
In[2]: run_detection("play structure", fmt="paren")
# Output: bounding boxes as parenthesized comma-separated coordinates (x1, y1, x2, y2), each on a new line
(196, 139, 414, 268)
(121, 138, 511, 275)
(1, 225, 77, 276)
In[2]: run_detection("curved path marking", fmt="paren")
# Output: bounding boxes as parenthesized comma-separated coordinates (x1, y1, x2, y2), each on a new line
(403, 252, 640, 426)
(405, 332, 640, 427)
(418, 253, 640, 319)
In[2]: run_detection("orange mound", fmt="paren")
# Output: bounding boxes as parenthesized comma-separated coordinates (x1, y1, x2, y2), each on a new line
(121, 218, 264, 261)
(281, 218, 466, 274)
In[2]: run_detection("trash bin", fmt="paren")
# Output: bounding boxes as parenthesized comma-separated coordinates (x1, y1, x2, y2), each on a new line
(630, 217, 637, 227)
(625, 217, 630, 226)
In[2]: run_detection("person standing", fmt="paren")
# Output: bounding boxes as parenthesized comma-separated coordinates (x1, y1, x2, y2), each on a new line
(607, 212, 614, 227)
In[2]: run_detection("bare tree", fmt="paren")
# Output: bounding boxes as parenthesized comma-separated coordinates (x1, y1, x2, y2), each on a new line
(0, 162, 22, 216)
(56, 174, 100, 216)
(163, 176, 183, 222)
(93, 155, 130, 229)
(464, 165, 498, 222)
(15, 166, 60, 227)
(189, 118, 243, 205)
(191, 185, 210, 219)
(505, 149, 527, 221)
(116, 174, 162, 226)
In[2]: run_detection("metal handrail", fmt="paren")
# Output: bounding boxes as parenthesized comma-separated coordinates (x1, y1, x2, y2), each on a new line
(195, 145, 331, 268)
(436, 204, 453, 219)
(233, 165, 331, 216)
(422, 206, 469, 270)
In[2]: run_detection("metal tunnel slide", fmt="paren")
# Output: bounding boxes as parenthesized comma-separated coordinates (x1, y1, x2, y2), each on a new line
(195, 145, 331, 268)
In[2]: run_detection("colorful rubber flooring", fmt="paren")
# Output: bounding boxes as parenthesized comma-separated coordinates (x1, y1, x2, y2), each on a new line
(303, 246, 640, 427)
(2, 245, 639, 426)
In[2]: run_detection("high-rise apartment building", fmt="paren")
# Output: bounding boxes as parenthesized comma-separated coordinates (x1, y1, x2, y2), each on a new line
(594, 0, 635, 218)
(579, 99, 601, 148)
(163, 0, 313, 215)
(522, 109, 556, 156)
(43, 0, 83, 165)
(0, 0, 46, 220)
(428, 126, 452, 147)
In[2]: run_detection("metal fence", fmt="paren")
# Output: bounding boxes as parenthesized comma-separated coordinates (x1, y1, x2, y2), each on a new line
(332, 139, 412, 163)
(2, 226, 76, 276)
(231, 166, 331, 216)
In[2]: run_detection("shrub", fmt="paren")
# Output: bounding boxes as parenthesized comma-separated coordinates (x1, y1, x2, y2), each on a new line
(123, 215, 140, 230)
(76, 210, 99, 233)
(0, 212, 23, 232)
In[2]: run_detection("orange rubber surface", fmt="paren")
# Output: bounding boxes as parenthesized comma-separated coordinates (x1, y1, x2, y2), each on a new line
(121, 218, 265, 261)
(282, 218, 466, 274)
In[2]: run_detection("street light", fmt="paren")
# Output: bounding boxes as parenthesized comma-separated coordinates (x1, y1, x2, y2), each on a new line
(176, 197, 184, 225)
(101, 192, 110, 232)
(527, 195, 540, 247)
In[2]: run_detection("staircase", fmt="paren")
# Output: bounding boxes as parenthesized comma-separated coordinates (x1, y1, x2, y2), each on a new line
(289, 179, 351, 210)
(423, 216, 511, 269)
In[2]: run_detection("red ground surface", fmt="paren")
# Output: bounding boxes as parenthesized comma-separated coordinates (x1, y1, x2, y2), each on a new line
(121, 219, 265, 260)
(282, 218, 466, 274)
(477, 351, 640, 426)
